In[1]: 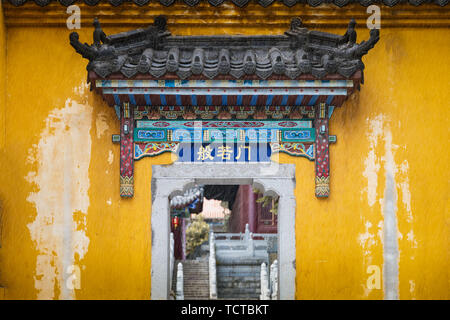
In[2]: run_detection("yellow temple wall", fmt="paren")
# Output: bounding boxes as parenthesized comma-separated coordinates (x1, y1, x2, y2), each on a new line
(0, 3, 448, 300)
(0, 1, 5, 151)
(0, 2, 5, 299)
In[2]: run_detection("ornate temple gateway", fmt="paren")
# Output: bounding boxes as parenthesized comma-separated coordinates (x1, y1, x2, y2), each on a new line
(70, 15, 379, 198)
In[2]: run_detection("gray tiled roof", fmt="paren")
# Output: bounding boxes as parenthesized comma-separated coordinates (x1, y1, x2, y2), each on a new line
(70, 16, 380, 81)
(170, 185, 204, 209)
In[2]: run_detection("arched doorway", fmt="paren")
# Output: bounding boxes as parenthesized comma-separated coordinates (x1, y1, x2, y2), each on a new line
(150, 163, 296, 299)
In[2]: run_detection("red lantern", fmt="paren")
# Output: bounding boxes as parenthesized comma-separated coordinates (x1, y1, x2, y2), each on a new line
(172, 216, 179, 229)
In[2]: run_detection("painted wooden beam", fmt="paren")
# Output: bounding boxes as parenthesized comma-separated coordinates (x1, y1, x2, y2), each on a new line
(119, 102, 134, 197)
(314, 102, 330, 198)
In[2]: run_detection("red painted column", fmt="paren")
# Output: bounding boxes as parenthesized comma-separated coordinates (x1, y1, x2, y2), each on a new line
(120, 102, 134, 197)
(245, 185, 258, 234)
(314, 103, 330, 198)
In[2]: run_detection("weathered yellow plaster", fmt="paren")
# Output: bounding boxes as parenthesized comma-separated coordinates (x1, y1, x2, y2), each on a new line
(0, 2, 5, 297)
(0, 7, 448, 300)
(0, 2, 5, 150)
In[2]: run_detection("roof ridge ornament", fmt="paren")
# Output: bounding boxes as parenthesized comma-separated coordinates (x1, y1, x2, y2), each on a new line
(70, 15, 170, 64)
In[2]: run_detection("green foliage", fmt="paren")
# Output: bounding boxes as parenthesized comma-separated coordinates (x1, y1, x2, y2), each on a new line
(185, 216, 210, 256)
(253, 188, 279, 215)
(222, 211, 231, 232)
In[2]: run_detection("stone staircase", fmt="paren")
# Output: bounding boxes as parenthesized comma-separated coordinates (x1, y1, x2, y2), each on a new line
(217, 264, 261, 299)
(172, 259, 210, 300)
(213, 227, 269, 300)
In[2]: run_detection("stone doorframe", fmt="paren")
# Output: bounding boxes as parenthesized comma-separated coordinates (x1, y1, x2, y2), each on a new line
(151, 163, 296, 300)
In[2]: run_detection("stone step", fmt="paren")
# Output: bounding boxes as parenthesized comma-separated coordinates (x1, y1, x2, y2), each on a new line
(218, 273, 260, 278)
(185, 273, 209, 276)
(217, 278, 260, 283)
(218, 294, 260, 299)
(184, 273, 209, 276)
(217, 280, 259, 284)
(185, 269, 209, 271)
(184, 279, 209, 282)
(185, 285, 209, 288)
(184, 265, 208, 267)
(217, 298, 259, 300)
(218, 283, 260, 290)
(217, 268, 262, 276)
(178, 284, 208, 288)
(185, 268, 208, 271)
(172, 260, 210, 300)
(185, 273, 208, 276)
(184, 289, 209, 292)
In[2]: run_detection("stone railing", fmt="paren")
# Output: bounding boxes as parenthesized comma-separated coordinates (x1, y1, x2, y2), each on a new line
(213, 224, 271, 263)
(214, 224, 277, 242)
(169, 232, 174, 288)
(176, 262, 184, 300)
(260, 262, 270, 300)
(214, 233, 245, 241)
(270, 260, 278, 300)
(251, 233, 278, 242)
(213, 224, 273, 259)
(209, 232, 217, 299)
(260, 260, 278, 300)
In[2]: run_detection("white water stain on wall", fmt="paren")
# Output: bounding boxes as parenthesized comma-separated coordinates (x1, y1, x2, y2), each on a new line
(360, 114, 410, 300)
(398, 160, 417, 299)
(95, 112, 109, 139)
(399, 161, 417, 249)
(362, 114, 384, 207)
(409, 280, 416, 300)
(107, 150, 114, 165)
(26, 96, 92, 300)
(360, 115, 385, 297)
(359, 221, 376, 257)
(380, 129, 399, 300)
(399, 161, 412, 222)
(359, 219, 380, 297)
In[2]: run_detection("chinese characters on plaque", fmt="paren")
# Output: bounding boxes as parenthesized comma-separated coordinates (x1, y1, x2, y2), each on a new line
(177, 143, 272, 163)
